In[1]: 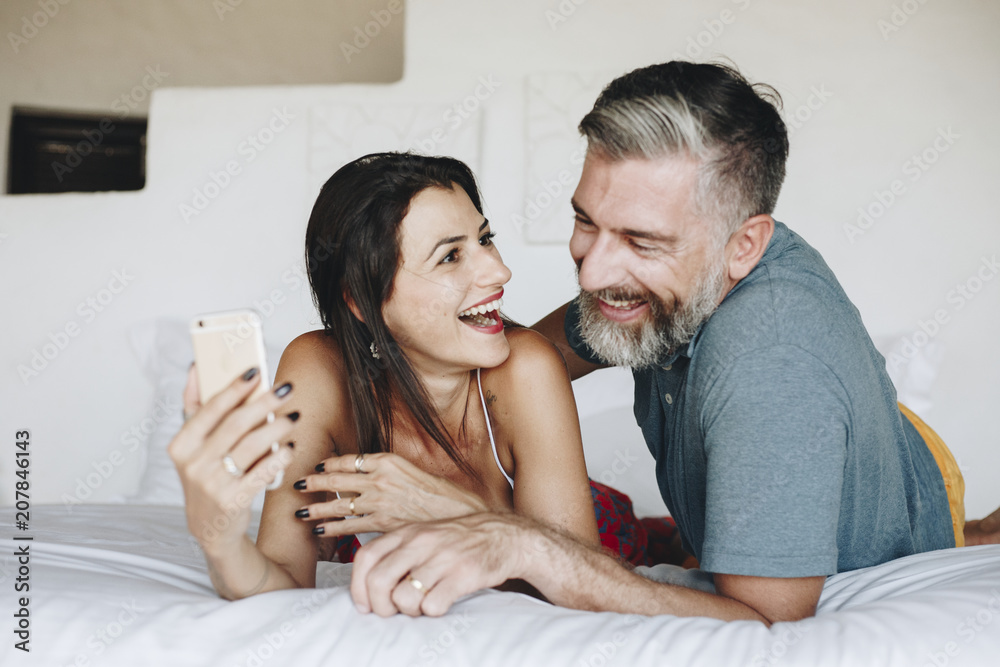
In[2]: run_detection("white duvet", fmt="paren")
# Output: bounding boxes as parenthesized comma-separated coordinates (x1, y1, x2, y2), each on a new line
(2, 504, 999, 666)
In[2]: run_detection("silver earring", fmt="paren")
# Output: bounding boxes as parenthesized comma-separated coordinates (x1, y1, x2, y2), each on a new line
(370, 341, 381, 359)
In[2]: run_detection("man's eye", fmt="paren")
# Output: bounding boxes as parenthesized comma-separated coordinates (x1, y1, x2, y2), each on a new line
(628, 239, 656, 252)
(479, 232, 497, 246)
(574, 216, 594, 228)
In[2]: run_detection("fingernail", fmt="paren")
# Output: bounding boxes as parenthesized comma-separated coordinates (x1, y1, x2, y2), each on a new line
(314, 462, 325, 473)
(287, 411, 300, 422)
(241, 367, 259, 381)
(274, 382, 292, 398)
(312, 525, 325, 535)
(295, 508, 310, 519)
(294, 479, 307, 490)
(354, 602, 368, 614)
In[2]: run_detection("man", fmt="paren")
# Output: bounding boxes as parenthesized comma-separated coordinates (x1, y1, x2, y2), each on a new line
(349, 61, 1000, 625)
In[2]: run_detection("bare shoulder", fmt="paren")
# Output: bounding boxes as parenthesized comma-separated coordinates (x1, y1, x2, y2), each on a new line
(480, 326, 573, 400)
(492, 326, 571, 380)
(274, 330, 352, 453)
(280, 329, 343, 367)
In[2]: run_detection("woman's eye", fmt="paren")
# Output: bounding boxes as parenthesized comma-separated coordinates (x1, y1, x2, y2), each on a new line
(441, 248, 459, 264)
(479, 232, 496, 246)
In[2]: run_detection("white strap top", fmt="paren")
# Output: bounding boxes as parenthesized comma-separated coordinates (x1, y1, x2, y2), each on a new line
(477, 368, 513, 489)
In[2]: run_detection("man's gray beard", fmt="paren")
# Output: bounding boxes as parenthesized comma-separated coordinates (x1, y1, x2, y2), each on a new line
(576, 259, 728, 369)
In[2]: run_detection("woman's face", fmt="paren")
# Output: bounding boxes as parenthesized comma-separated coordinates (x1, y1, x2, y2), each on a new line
(382, 185, 512, 376)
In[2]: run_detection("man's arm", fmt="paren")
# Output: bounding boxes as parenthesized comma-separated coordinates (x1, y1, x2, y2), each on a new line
(532, 301, 608, 381)
(349, 513, 823, 625)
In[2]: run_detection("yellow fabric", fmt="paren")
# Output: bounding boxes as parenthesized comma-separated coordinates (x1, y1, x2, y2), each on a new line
(899, 403, 966, 548)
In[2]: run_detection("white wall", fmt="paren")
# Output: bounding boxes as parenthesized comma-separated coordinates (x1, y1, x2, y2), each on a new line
(1, 0, 997, 519)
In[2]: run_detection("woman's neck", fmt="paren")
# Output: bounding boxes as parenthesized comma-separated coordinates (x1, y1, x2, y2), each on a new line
(391, 366, 474, 443)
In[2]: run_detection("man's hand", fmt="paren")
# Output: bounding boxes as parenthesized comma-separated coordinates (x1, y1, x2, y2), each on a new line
(350, 512, 534, 617)
(350, 511, 826, 625)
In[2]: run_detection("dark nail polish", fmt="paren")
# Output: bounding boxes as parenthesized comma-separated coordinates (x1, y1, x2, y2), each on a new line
(314, 462, 325, 473)
(287, 411, 300, 422)
(295, 508, 310, 519)
(293, 479, 307, 490)
(241, 367, 259, 381)
(312, 525, 325, 535)
(274, 382, 292, 398)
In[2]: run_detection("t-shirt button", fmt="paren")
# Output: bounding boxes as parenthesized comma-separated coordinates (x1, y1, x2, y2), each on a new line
(664, 393, 673, 405)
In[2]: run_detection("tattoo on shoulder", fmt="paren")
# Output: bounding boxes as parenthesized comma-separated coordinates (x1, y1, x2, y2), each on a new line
(485, 390, 498, 408)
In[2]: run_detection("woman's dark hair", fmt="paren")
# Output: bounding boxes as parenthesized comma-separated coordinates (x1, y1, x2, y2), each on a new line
(304, 152, 484, 478)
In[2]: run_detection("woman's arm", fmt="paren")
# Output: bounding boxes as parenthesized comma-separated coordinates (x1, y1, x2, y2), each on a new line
(485, 328, 601, 547)
(255, 331, 350, 586)
(169, 363, 301, 599)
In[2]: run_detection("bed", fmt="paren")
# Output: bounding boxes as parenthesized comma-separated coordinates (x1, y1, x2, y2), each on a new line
(3, 503, 999, 666)
(2, 52, 998, 666)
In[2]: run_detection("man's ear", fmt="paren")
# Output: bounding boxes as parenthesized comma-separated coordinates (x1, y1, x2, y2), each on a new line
(343, 289, 364, 323)
(725, 214, 774, 284)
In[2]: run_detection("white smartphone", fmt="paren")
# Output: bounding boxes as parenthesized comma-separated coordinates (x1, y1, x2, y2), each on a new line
(190, 309, 282, 489)
(189, 308, 272, 405)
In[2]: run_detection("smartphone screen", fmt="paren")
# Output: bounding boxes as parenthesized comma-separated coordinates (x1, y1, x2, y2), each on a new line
(190, 309, 272, 405)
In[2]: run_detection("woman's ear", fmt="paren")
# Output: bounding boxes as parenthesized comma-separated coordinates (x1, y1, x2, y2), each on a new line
(343, 290, 364, 323)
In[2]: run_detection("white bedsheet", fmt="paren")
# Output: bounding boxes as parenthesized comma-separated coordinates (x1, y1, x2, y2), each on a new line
(2, 504, 998, 666)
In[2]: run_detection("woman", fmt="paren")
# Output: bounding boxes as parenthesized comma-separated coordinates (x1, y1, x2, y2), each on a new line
(169, 152, 606, 603)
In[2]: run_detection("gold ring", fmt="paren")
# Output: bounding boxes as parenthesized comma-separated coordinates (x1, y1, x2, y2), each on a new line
(406, 574, 427, 595)
(354, 453, 366, 473)
(349, 498, 356, 515)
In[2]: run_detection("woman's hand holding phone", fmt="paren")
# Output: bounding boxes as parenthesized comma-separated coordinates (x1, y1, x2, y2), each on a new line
(168, 363, 298, 556)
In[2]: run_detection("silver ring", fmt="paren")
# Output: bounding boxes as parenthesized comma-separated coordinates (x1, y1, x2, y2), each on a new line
(354, 453, 366, 473)
(406, 574, 427, 595)
(349, 498, 356, 514)
(222, 455, 242, 477)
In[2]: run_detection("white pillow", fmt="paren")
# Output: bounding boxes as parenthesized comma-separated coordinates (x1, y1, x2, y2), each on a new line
(126, 318, 283, 510)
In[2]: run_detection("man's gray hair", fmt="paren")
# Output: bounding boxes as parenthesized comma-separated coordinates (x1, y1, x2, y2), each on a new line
(579, 61, 789, 244)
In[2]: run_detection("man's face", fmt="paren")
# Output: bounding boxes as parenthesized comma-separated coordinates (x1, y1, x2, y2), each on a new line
(569, 150, 730, 368)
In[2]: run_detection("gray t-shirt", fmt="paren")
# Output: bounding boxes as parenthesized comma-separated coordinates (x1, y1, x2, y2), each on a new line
(566, 221, 954, 577)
